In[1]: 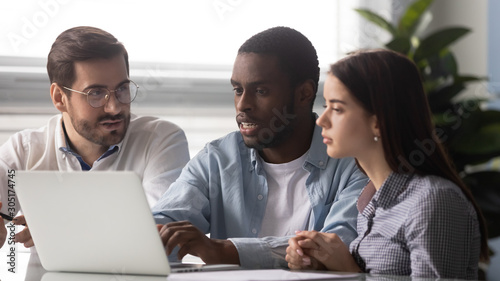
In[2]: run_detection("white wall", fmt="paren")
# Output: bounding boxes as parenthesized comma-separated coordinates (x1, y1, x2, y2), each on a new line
(426, 0, 489, 100)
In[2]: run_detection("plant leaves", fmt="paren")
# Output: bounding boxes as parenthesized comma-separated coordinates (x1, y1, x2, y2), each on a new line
(424, 52, 456, 80)
(464, 171, 500, 238)
(354, 8, 398, 37)
(414, 27, 470, 63)
(385, 36, 411, 54)
(428, 83, 466, 112)
(436, 50, 458, 77)
(451, 113, 500, 155)
(463, 171, 500, 190)
(353, 1, 500, 212)
(426, 74, 483, 99)
(454, 152, 500, 170)
(459, 125, 500, 155)
(398, 0, 434, 36)
(473, 110, 500, 127)
(454, 75, 486, 84)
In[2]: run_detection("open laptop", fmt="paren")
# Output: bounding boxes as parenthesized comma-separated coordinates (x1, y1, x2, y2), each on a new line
(15, 171, 239, 276)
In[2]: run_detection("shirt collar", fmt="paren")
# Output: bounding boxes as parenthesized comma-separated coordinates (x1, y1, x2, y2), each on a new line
(357, 181, 376, 213)
(305, 121, 329, 169)
(58, 120, 121, 167)
(372, 172, 414, 209)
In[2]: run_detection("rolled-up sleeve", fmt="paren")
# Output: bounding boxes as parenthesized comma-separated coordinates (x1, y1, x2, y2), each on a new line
(229, 236, 290, 269)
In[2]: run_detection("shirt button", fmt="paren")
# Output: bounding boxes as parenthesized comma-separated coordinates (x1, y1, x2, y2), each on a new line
(252, 228, 257, 234)
(257, 194, 263, 200)
(319, 161, 324, 166)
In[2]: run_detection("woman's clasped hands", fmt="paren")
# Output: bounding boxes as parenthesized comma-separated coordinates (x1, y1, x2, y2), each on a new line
(286, 230, 361, 273)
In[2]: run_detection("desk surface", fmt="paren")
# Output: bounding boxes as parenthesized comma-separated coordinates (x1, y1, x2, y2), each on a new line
(0, 249, 475, 281)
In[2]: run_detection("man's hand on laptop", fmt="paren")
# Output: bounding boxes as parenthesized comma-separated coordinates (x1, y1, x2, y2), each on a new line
(157, 221, 240, 265)
(13, 215, 34, 247)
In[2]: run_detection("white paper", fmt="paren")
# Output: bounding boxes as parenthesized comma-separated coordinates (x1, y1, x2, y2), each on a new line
(167, 269, 358, 281)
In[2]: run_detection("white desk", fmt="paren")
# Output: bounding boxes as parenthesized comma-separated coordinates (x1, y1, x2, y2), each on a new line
(0, 250, 475, 281)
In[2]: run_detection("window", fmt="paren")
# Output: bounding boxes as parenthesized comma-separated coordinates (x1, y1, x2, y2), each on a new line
(0, 0, 387, 154)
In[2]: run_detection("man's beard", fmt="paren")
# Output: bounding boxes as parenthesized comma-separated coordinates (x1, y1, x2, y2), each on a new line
(69, 113, 130, 147)
(244, 98, 296, 151)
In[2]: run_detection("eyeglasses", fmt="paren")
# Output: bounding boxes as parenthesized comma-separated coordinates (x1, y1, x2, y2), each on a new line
(62, 80, 139, 108)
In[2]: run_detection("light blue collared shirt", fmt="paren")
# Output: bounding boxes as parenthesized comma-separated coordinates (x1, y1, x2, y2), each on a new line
(152, 123, 368, 268)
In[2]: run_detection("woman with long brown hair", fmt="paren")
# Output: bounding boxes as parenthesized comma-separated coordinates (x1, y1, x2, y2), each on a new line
(285, 49, 488, 279)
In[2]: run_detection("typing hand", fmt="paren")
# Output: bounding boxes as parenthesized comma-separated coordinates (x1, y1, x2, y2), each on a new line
(13, 215, 34, 247)
(290, 230, 361, 272)
(157, 221, 239, 265)
(286, 231, 325, 270)
(0, 202, 7, 248)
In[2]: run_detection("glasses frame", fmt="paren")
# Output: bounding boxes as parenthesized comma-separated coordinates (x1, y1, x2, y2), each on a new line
(62, 80, 139, 108)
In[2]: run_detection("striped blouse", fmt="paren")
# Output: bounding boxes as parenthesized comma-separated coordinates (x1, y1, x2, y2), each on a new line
(350, 172, 481, 279)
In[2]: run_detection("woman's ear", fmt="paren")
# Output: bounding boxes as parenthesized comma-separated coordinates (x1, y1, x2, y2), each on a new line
(50, 83, 68, 112)
(371, 114, 381, 139)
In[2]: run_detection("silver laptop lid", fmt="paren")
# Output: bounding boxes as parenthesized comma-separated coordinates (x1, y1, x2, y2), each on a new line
(15, 171, 170, 276)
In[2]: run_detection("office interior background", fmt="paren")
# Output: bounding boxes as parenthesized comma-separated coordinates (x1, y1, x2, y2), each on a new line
(1, 0, 499, 279)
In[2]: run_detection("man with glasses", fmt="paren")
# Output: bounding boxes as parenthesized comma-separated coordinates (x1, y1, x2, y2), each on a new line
(0, 26, 190, 249)
(62, 80, 139, 109)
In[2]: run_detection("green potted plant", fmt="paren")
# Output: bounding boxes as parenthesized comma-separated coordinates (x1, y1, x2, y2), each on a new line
(354, 0, 500, 239)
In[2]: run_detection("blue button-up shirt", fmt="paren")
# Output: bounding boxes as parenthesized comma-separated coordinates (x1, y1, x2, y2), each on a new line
(152, 124, 368, 268)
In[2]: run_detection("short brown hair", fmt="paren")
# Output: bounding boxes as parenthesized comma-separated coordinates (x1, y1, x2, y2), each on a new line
(47, 26, 129, 88)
